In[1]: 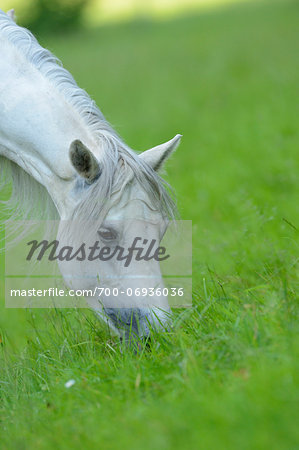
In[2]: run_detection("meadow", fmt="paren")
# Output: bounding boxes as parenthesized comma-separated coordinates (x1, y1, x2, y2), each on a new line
(0, 0, 298, 448)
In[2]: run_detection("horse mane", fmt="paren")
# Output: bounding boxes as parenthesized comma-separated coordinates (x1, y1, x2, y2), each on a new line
(0, 10, 176, 236)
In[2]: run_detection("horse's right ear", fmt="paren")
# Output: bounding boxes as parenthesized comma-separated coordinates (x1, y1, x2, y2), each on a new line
(69, 140, 101, 184)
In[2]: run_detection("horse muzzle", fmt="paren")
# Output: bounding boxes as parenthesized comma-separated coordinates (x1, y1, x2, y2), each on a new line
(103, 306, 172, 339)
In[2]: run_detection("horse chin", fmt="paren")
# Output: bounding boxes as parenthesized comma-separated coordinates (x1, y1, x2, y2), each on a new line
(103, 306, 172, 341)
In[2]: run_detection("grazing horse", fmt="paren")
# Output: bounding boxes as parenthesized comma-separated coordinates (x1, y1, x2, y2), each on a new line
(0, 9, 181, 338)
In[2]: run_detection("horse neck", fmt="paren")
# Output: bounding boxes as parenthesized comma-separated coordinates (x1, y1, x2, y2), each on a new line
(0, 40, 103, 217)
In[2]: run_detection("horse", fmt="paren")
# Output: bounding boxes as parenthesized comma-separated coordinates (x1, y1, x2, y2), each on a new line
(0, 9, 182, 339)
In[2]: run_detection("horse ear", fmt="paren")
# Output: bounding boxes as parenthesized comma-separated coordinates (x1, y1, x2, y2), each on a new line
(69, 140, 101, 183)
(139, 134, 182, 171)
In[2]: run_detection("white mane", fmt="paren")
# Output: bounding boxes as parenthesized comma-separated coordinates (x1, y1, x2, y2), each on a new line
(0, 10, 176, 230)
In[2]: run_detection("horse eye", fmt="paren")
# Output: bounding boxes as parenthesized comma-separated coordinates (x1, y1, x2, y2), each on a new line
(98, 228, 117, 242)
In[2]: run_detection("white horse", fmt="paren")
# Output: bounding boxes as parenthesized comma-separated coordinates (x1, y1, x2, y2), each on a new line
(0, 9, 181, 339)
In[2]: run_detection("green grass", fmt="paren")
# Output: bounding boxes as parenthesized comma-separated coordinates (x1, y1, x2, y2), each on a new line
(0, 0, 299, 448)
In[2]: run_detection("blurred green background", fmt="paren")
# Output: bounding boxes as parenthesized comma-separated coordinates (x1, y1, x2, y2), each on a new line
(0, 0, 298, 449)
(2, 0, 258, 29)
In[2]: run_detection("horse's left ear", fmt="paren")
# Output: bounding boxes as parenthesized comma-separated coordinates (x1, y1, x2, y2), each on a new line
(139, 134, 182, 171)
